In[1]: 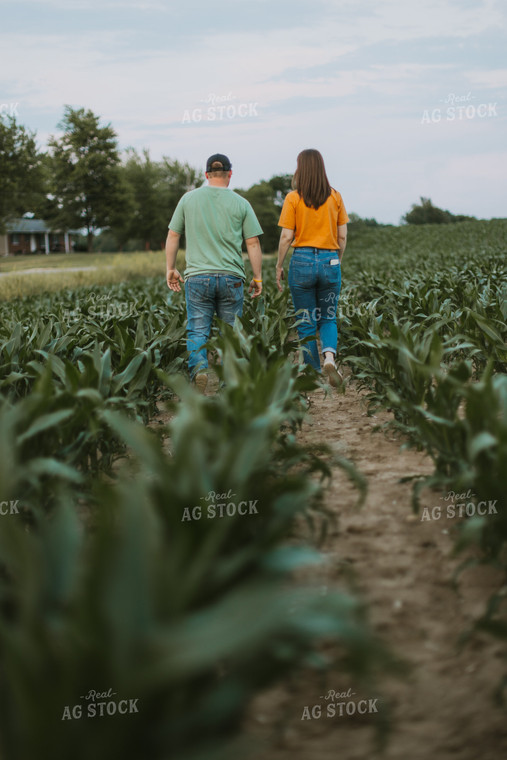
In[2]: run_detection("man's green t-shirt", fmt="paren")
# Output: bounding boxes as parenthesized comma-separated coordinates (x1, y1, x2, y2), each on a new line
(168, 185, 263, 281)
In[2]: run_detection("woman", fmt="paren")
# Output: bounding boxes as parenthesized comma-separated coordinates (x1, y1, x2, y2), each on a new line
(276, 149, 348, 387)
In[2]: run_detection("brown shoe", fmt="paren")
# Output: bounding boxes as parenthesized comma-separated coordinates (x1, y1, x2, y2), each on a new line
(194, 373, 208, 394)
(323, 361, 343, 388)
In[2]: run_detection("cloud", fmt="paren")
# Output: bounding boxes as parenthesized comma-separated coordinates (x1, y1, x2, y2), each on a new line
(466, 68, 507, 88)
(1, 0, 505, 220)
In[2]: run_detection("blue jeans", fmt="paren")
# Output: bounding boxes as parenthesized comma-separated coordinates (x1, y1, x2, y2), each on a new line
(288, 247, 341, 370)
(185, 273, 244, 377)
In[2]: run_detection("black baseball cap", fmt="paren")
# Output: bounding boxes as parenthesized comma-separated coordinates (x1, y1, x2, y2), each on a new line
(206, 153, 232, 172)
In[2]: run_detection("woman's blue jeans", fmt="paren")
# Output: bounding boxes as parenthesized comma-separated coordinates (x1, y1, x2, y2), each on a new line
(185, 273, 244, 378)
(288, 247, 341, 370)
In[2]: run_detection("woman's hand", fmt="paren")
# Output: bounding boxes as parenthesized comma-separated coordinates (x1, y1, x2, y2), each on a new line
(276, 265, 285, 292)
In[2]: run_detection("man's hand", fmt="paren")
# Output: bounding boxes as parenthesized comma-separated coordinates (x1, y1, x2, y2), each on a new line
(167, 269, 184, 291)
(248, 278, 262, 298)
(245, 236, 263, 298)
(165, 229, 182, 291)
(276, 265, 284, 292)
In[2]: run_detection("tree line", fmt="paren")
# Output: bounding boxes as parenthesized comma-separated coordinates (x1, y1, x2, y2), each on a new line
(0, 106, 477, 254)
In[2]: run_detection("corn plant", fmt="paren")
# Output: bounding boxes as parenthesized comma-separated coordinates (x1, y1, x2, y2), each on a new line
(0, 341, 393, 760)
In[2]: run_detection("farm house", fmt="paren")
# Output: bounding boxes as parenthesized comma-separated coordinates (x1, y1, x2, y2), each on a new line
(0, 217, 75, 256)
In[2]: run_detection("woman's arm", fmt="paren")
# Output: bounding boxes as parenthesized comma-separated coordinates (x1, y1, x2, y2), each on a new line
(338, 224, 347, 262)
(276, 227, 294, 291)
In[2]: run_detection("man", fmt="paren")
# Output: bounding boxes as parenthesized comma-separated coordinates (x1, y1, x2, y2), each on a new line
(166, 153, 263, 392)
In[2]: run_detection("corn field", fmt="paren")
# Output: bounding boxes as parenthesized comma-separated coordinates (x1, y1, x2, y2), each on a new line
(0, 219, 506, 759)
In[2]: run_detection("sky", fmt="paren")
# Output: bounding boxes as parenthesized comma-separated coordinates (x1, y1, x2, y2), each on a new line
(1, 0, 506, 224)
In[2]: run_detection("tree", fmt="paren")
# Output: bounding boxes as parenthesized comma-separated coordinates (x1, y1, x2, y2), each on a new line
(347, 212, 386, 242)
(158, 157, 204, 247)
(114, 148, 164, 250)
(0, 116, 45, 232)
(110, 152, 204, 251)
(348, 212, 382, 227)
(402, 197, 475, 225)
(267, 174, 293, 208)
(47, 106, 130, 251)
(236, 175, 292, 253)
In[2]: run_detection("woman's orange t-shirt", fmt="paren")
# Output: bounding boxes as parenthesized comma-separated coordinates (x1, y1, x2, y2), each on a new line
(278, 189, 349, 250)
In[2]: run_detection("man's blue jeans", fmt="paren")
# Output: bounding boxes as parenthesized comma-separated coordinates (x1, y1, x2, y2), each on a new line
(288, 247, 341, 370)
(184, 273, 244, 378)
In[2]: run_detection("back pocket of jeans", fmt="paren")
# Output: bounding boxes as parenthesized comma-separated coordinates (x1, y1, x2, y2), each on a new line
(291, 261, 313, 286)
(324, 261, 340, 285)
(225, 277, 243, 298)
(187, 277, 210, 300)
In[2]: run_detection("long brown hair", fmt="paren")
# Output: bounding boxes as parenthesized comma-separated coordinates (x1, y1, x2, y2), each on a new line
(292, 149, 332, 210)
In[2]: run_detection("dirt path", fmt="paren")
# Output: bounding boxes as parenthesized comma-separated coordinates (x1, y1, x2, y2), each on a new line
(245, 375, 507, 760)
(0, 266, 107, 277)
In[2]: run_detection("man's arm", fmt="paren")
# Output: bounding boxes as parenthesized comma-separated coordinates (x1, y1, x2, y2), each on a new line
(275, 227, 294, 291)
(165, 229, 184, 291)
(338, 224, 347, 262)
(245, 236, 263, 298)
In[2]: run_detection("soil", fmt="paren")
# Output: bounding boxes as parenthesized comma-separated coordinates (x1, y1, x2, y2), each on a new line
(241, 370, 507, 760)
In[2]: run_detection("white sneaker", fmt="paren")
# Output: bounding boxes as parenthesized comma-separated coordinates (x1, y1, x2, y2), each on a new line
(323, 360, 343, 388)
(193, 373, 208, 394)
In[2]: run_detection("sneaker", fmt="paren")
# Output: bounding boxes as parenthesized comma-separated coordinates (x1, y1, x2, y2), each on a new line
(194, 373, 208, 394)
(323, 361, 343, 388)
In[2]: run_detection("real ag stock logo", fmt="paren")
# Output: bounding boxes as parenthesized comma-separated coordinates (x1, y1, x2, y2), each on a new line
(61, 688, 140, 721)
(420, 489, 498, 521)
(182, 92, 259, 124)
(0, 500, 20, 516)
(181, 489, 259, 521)
(301, 688, 380, 721)
(0, 103, 20, 117)
(63, 292, 138, 324)
(421, 92, 498, 123)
